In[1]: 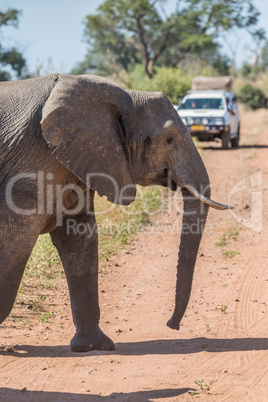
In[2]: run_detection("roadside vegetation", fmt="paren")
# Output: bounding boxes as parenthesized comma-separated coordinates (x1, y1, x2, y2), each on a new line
(215, 227, 241, 259)
(95, 186, 167, 266)
(3, 186, 168, 326)
(117, 64, 218, 104)
(25, 185, 167, 278)
(238, 83, 267, 110)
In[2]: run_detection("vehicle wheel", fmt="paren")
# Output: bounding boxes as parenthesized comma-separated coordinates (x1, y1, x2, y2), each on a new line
(231, 124, 240, 148)
(221, 128, 230, 149)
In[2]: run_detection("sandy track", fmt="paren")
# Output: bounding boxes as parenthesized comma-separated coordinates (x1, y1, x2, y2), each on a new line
(1, 106, 268, 401)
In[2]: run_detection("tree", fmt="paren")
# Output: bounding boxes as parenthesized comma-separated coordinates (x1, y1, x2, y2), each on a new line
(77, 0, 263, 79)
(241, 62, 252, 78)
(239, 84, 266, 109)
(0, 8, 27, 81)
(77, 0, 215, 78)
(260, 40, 268, 72)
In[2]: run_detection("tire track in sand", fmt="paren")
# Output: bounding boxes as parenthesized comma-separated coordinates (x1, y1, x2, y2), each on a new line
(205, 251, 268, 401)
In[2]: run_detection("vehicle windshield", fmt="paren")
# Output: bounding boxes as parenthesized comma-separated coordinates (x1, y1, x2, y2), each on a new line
(180, 98, 224, 110)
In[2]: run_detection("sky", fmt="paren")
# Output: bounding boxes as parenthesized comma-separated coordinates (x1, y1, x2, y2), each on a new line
(1, 0, 268, 75)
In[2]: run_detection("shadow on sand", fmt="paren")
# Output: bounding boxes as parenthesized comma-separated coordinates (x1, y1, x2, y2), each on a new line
(0, 387, 192, 401)
(0, 337, 267, 358)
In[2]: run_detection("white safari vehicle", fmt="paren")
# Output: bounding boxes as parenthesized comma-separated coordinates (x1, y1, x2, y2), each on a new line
(178, 77, 240, 149)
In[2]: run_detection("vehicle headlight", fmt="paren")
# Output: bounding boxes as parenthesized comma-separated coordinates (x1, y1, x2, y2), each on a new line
(181, 118, 187, 125)
(202, 118, 209, 125)
(215, 118, 224, 126)
(187, 117, 194, 125)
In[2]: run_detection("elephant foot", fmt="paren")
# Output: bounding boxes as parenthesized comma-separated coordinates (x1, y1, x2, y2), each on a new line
(70, 327, 115, 352)
(167, 317, 181, 330)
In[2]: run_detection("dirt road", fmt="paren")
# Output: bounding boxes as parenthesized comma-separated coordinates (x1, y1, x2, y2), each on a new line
(1, 106, 268, 401)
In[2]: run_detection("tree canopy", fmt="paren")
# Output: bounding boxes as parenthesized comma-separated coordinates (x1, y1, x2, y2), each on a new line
(75, 0, 264, 79)
(0, 8, 27, 81)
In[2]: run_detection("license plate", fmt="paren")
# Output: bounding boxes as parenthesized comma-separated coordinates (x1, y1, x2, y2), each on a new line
(191, 125, 205, 131)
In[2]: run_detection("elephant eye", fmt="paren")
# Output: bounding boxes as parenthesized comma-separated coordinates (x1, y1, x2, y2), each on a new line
(167, 137, 174, 144)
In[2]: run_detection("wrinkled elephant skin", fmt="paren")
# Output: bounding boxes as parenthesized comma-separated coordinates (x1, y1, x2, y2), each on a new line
(0, 74, 231, 352)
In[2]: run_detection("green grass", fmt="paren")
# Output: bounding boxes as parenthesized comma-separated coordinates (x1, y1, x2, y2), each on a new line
(228, 228, 240, 239)
(25, 235, 62, 280)
(94, 185, 166, 266)
(14, 317, 31, 325)
(215, 233, 227, 247)
(194, 379, 217, 394)
(215, 227, 240, 247)
(220, 304, 228, 313)
(24, 185, 167, 277)
(38, 311, 54, 323)
(222, 250, 240, 259)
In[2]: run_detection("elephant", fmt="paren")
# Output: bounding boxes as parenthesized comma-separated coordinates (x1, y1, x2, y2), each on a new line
(0, 74, 232, 352)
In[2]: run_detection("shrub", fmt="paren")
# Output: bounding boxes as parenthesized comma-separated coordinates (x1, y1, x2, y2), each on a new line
(121, 64, 218, 104)
(238, 84, 267, 109)
(125, 66, 192, 104)
(240, 62, 252, 79)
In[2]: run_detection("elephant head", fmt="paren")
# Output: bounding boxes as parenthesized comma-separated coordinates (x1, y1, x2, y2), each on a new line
(123, 89, 232, 330)
(41, 75, 232, 331)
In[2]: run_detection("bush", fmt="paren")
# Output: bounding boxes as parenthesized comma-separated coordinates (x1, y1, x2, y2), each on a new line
(238, 84, 267, 109)
(124, 66, 192, 104)
(144, 67, 192, 104)
(240, 62, 252, 79)
(119, 64, 218, 104)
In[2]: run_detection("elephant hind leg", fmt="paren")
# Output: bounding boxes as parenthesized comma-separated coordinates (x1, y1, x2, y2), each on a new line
(0, 225, 38, 325)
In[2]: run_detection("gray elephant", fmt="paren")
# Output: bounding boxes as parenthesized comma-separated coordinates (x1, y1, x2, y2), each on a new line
(0, 74, 231, 352)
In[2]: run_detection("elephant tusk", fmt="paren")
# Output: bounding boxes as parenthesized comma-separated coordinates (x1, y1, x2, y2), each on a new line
(184, 184, 234, 210)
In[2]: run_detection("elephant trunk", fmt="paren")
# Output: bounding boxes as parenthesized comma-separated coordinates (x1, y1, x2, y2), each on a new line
(166, 130, 213, 330)
(167, 187, 209, 330)
(166, 119, 234, 330)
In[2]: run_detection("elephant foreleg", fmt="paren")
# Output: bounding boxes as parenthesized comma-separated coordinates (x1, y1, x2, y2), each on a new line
(50, 211, 115, 352)
(0, 220, 39, 324)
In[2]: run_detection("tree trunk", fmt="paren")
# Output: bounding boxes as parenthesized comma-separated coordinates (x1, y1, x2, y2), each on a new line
(145, 58, 154, 79)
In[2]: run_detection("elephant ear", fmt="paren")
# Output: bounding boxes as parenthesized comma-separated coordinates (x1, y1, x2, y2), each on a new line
(41, 74, 136, 205)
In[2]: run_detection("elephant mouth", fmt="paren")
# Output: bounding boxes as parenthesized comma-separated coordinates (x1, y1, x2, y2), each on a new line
(163, 169, 177, 191)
